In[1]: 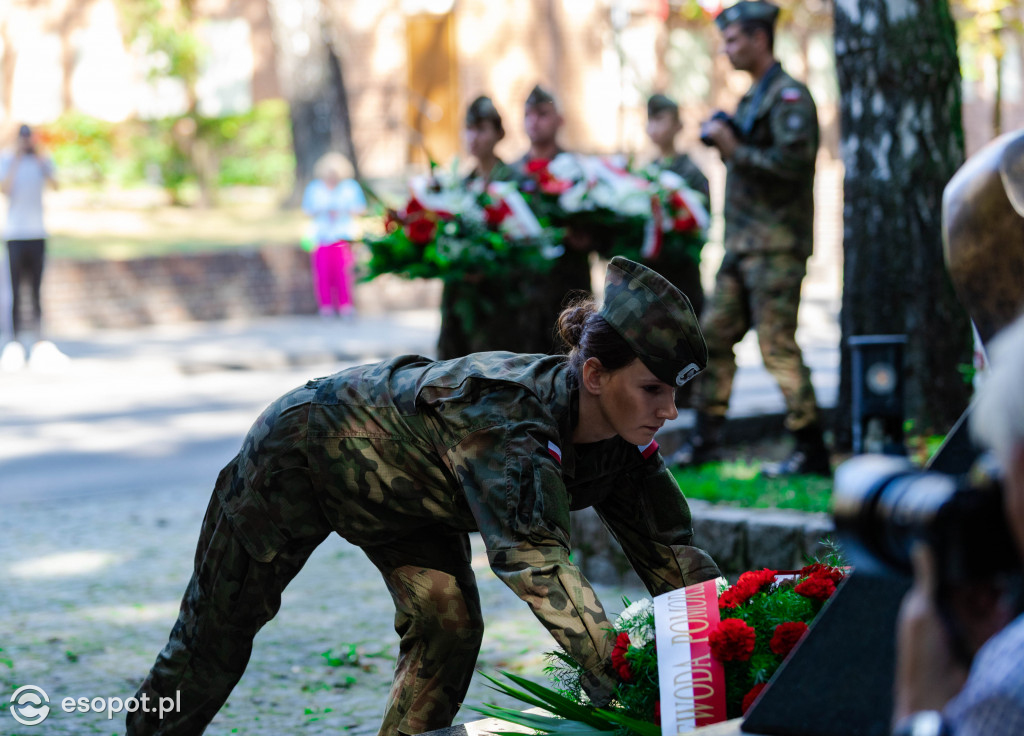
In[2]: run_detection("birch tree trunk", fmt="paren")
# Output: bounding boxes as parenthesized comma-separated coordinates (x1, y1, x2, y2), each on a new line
(833, 0, 973, 448)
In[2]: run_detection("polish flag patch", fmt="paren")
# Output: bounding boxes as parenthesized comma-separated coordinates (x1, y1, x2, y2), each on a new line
(638, 440, 659, 459)
(781, 87, 802, 102)
(547, 441, 562, 464)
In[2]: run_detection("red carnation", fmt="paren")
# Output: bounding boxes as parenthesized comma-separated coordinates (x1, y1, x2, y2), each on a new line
(718, 588, 743, 610)
(709, 618, 756, 662)
(800, 564, 846, 586)
(484, 200, 513, 228)
(769, 621, 808, 657)
(726, 568, 778, 606)
(672, 213, 698, 232)
(742, 683, 767, 714)
(795, 576, 836, 602)
(610, 631, 633, 682)
(404, 197, 426, 216)
(538, 176, 573, 195)
(525, 159, 551, 174)
(405, 217, 437, 245)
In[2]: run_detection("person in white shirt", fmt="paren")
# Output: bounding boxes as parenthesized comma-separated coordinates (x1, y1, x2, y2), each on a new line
(0, 124, 60, 371)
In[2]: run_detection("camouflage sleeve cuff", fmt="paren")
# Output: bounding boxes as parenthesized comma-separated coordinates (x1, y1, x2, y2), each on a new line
(578, 659, 619, 708)
(671, 544, 722, 586)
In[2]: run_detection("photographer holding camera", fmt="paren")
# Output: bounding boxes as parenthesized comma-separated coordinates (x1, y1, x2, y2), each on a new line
(892, 313, 1024, 736)
(673, 1, 828, 477)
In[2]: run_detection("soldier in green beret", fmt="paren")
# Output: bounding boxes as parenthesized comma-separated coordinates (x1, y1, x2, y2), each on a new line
(644, 93, 711, 408)
(127, 257, 721, 736)
(436, 95, 516, 360)
(675, 0, 830, 476)
(511, 84, 595, 355)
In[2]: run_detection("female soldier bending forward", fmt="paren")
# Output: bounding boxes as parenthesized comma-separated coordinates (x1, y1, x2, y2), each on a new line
(127, 256, 721, 736)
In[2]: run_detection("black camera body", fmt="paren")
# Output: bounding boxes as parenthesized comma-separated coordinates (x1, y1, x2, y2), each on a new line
(833, 453, 1018, 585)
(700, 110, 741, 147)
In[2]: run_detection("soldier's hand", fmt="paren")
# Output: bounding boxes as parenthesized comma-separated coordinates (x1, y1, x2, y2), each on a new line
(893, 544, 969, 722)
(700, 119, 739, 160)
(578, 662, 618, 708)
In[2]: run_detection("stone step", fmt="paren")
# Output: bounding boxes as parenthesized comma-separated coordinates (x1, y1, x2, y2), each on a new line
(570, 501, 834, 583)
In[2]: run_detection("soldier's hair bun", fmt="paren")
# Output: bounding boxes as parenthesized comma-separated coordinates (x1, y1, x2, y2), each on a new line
(556, 297, 597, 349)
(557, 297, 637, 379)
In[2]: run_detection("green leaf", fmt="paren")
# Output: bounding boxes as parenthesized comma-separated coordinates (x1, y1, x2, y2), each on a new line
(478, 672, 614, 730)
(467, 704, 609, 735)
(593, 708, 663, 736)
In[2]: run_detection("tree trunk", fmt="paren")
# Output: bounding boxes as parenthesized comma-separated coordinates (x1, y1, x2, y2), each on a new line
(833, 0, 973, 449)
(266, 0, 359, 207)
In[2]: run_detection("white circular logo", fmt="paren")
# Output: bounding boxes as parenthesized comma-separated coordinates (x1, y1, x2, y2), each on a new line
(10, 685, 50, 726)
(675, 363, 700, 386)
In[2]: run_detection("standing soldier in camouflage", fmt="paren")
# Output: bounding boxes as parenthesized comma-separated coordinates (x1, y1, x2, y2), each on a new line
(673, 0, 830, 477)
(436, 95, 516, 359)
(126, 256, 720, 736)
(511, 84, 594, 354)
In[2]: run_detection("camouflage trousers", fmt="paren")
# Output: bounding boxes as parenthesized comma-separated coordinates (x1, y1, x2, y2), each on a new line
(694, 251, 820, 431)
(127, 492, 485, 736)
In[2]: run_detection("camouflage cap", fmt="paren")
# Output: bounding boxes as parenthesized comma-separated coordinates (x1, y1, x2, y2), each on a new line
(599, 257, 707, 387)
(647, 93, 679, 119)
(525, 84, 558, 109)
(714, 1, 780, 30)
(466, 95, 503, 132)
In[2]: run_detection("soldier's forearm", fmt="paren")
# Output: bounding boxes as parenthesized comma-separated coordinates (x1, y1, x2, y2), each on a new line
(487, 544, 615, 673)
(732, 144, 815, 181)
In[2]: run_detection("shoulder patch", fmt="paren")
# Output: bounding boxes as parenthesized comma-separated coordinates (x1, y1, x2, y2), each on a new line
(547, 440, 562, 464)
(781, 87, 802, 103)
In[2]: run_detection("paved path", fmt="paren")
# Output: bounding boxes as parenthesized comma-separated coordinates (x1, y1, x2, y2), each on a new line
(0, 303, 838, 735)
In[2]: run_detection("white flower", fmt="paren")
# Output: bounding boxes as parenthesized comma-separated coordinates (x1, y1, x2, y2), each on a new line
(657, 170, 687, 191)
(559, 182, 593, 213)
(547, 153, 585, 182)
(616, 598, 655, 647)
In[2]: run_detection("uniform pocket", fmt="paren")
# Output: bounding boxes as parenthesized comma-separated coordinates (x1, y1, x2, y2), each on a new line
(213, 457, 289, 563)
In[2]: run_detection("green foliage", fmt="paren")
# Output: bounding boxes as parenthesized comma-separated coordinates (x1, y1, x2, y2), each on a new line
(44, 113, 118, 185)
(39, 101, 294, 195)
(321, 644, 360, 668)
(199, 100, 294, 187)
(117, 0, 203, 87)
(670, 461, 833, 513)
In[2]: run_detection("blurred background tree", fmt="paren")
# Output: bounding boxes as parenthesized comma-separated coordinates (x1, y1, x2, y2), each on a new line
(266, 0, 359, 206)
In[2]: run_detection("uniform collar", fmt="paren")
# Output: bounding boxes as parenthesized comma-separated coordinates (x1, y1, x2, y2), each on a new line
(556, 366, 580, 479)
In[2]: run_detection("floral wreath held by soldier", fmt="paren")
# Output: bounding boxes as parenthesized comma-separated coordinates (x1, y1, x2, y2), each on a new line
(126, 256, 721, 736)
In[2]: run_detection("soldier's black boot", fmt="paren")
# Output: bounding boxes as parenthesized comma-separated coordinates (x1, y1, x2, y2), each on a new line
(668, 413, 723, 468)
(761, 423, 831, 478)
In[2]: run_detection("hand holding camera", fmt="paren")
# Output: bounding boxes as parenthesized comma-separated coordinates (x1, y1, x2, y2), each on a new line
(700, 111, 741, 158)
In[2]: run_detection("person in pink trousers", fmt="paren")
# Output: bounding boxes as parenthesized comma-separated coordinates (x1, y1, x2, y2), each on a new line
(302, 153, 366, 318)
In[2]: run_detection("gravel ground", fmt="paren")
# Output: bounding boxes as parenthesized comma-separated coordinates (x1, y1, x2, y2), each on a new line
(0, 481, 646, 736)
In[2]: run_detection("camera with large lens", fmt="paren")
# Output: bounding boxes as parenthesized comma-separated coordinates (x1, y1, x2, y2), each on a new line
(700, 111, 741, 147)
(833, 453, 1019, 585)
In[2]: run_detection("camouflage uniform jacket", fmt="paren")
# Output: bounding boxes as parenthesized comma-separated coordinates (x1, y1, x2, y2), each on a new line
(724, 62, 819, 257)
(218, 352, 719, 694)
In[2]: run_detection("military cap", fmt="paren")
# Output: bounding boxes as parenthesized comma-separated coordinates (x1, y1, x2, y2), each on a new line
(647, 93, 679, 119)
(466, 95, 503, 132)
(599, 257, 707, 386)
(525, 84, 558, 109)
(714, 1, 780, 30)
